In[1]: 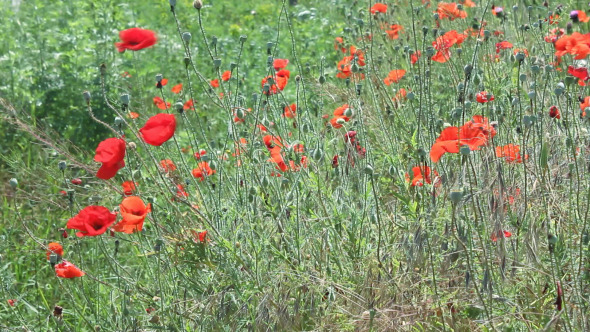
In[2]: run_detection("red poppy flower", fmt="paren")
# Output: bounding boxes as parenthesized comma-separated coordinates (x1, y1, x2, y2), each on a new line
(370, 3, 387, 14)
(156, 78, 168, 88)
(160, 159, 177, 172)
(476, 91, 494, 103)
(555, 32, 590, 59)
(66, 206, 117, 237)
(430, 116, 496, 162)
(261, 71, 289, 95)
(571, 10, 590, 23)
(568, 66, 589, 82)
(192, 230, 208, 243)
(411, 51, 422, 64)
(176, 184, 189, 197)
(273, 59, 289, 71)
(183, 99, 195, 111)
(55, 261, 85, 278)
(171, 83, 182, 94)
(496, 144, 527, 163)
(407, 166, 440, 187)
(46, 242, 64, 260)
(7, 299, 16, 306)
(192, 162, 216, 181)
(580, 97, 590, 117)
(94, 137, 126, 180)
(383, 69, 406, 85)
(140, 114, 176, 146)
(495, 41, 513, 53)
(283, 104, 297, 118)
(491, 230, 512, 242)
(153, 96, 171, 110)
(122, 181, 137, 196)
(334, 37, 347, 53)
(263, 135, 289, 172)
(210, 79, 220, 88)
(194, 149, 207, 160)
(432, 30, 467, 63)
(436, 2, 467, 20)
(113, 196, 151, 234)
(385, 24, 404, 40)
(128, 112, 140, 119)
(549, 106, 561, 119)
(71, 178, 82, 185)
(114, 28, 157, 52)
(220, 70, 231, 81)
(430, 127, 460, 162)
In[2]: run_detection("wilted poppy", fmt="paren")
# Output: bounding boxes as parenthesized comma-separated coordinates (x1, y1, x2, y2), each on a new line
(192, 162, 216, 181)
(113, 196, 151, 234)
(66, 206, 117, 237)
(55, 261, 85, 278)
(46, 242, 64, 260)
(491, 230, 512, 242)
(192, 230, 208, 243)
(432, 30, 467, 63)
(115, 28, 157, 52)
(94, 137, 126, 180)
(140, 114, 176, 146)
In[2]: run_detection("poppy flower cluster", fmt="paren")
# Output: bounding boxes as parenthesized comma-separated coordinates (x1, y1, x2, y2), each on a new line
(45, 242, 85, 278)
(432, 30, 467, 63)
(436, 2, 467, 21)
(554, 32, 590, 60)
(430, 116, 496, 162)
(192, 162, 216, 181)
(329, 104, 352, 128)
(336, 46, 366, 79)
(262, 135, 308, 174)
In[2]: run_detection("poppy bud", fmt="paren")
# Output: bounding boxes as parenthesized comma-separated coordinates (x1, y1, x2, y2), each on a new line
(450, 189, 463, 204)
(433, 13, 439, 20)
(155, 73, 163, 83)
(114, 117, 124, 126)
(364, 165, 374, 175)
(239, 35, 247, 43)
(120, 93, 130, 105)
(528, 91, 536, 99)
(128, 142, 137, 149)
(548, 234, 558, 244)
(566, 22, 573, 34)
(312, 149, 323, 161)
(174, 102, 184, 113)
(319, 75, 326, 84)
(193, 0, 202, 10)
(515, 52, 525, 62)
(266, 42, 274, 53)
(344, 107, 353, 118)
(49, 253, 58, 265)
(83, 91, 91, 103)
(9, 178, 18, 188)
(564, 76, 575, 86)
(407, 92, 415, 100)
(460, 145, 471, 156)
(422, 26, 429, 35)
(182, 32, 192, 43)
(356, 83, 362, 95)
(58, 161, 67, 171)
(519, 74, 527, 82)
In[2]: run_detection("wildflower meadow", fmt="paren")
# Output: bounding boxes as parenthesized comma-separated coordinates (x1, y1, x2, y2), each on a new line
(2, 0, 590, 330)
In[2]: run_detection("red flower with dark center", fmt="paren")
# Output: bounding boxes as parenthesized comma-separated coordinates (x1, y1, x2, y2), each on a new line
(115, 28, 157, 52)
(46, 242, 64, 260)
(140, 114, 176, 146)
(113, 196, 151, 234)
(66, 206, 117, 237)
(94, 137, 126, 180)
(55, 261, 85, 278)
